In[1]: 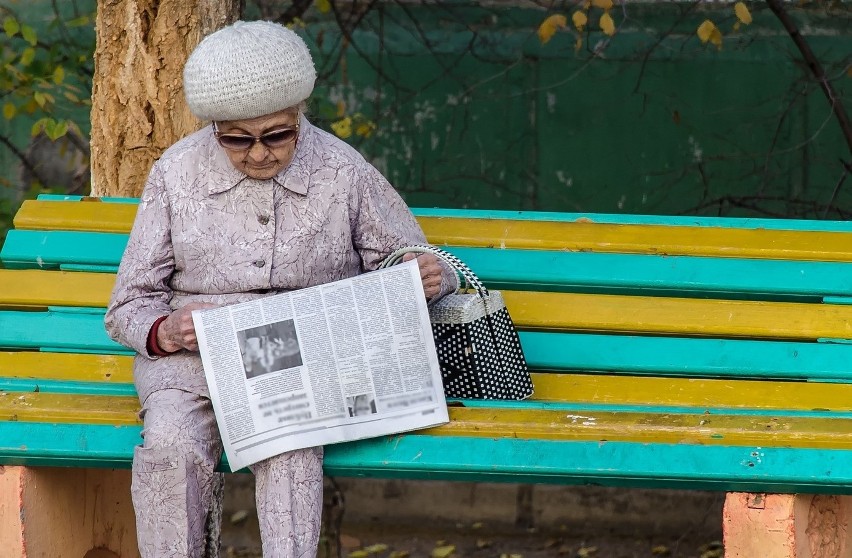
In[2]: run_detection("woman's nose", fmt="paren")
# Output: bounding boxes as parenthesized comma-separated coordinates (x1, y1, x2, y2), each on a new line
(246, 140, 269, 161)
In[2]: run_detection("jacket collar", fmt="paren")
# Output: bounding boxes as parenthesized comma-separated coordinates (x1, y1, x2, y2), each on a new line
(207, 113, 312, 197)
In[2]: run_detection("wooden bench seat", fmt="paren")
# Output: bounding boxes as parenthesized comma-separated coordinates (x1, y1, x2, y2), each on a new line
(3, 195, 852, 555)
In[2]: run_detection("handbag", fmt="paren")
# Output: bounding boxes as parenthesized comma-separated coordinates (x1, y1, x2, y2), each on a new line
(380, 244, 534, 400)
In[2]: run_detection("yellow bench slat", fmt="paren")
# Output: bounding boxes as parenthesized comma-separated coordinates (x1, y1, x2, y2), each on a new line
(0, 355, 845, 414)
(3, 271, 849, 340)
(0, 270, 114, 308)
(0, 392, 140, 424)
(419, 217, 852, 262)
(0, 352, 133, 383)
(13, 200, 137, 233)
(531, 373, 852, 412)
(16, 202, 852, 263)
(503, 290, 852, 340)
(428, 408, 852, 450)
(5, 391, 848, 450)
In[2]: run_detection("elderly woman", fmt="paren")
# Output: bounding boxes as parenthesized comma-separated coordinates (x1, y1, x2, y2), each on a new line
(105, 20, 455, 558)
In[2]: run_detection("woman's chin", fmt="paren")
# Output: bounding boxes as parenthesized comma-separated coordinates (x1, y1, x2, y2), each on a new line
(243, 163, 282, 180)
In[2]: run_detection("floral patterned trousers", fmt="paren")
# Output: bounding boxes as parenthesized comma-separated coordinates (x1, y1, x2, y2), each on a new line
(132, 388, 324, 557)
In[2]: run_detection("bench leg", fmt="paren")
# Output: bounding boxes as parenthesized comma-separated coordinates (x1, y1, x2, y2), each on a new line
(723, 492, 852, 557)
(0, 465, 137, 557)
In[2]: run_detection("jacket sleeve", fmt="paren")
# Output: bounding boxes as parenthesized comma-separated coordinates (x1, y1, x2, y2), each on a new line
(104, 162, 175, 358)
(349, 162, 458, 301)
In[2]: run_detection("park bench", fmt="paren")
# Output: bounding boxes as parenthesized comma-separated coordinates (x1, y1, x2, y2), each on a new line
(2, 194, 852, 557)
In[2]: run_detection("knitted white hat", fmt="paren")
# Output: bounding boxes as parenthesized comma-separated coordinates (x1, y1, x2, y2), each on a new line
(184, 20, 316, 121)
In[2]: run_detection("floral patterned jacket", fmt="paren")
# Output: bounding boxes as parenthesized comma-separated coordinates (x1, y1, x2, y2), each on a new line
(105, 115, 456, 403)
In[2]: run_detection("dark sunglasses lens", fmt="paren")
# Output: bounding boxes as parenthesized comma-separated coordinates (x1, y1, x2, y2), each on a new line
(218, 135, 254, 150)
(261, 129, 297, 147)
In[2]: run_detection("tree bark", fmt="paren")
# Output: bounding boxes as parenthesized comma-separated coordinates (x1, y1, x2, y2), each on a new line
(90, 0, 242, 197)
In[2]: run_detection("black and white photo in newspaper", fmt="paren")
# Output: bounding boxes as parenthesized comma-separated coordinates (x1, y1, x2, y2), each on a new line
(193, 259, 448, 470)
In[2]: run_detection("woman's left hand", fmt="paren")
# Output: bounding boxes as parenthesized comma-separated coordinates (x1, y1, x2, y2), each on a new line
(402, 252, 443, 299)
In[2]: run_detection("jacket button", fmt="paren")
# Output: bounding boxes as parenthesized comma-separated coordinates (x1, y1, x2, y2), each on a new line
(258, 215, 270, 225)
(253, 259, 266, 268)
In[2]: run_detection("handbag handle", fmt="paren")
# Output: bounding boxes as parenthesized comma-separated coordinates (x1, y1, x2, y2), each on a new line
(379, 244, 489, 297)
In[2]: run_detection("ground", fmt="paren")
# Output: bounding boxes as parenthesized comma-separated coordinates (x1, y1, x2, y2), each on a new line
(223, 519, 724, 558)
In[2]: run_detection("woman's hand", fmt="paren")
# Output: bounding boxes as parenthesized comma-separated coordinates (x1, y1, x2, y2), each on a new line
(156, 303, 219, 352)
(403, 252, 443, 299)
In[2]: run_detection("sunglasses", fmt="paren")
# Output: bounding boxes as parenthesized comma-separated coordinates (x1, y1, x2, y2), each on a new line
(213, 122, 299, 151)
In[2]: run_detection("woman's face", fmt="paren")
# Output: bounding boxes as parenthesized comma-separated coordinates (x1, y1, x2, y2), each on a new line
(214, 108, 300, 180)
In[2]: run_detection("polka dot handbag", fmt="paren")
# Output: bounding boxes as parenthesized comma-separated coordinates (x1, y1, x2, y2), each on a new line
(381, 244, 534, 400)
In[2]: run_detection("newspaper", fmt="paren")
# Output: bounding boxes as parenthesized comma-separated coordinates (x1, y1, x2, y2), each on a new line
(192, 259, 449, 471)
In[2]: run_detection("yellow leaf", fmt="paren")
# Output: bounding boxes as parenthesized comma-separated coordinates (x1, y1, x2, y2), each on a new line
(3, 102, 15, 120)
(3, 16, 20, 37)
(21, 24, 37, 46)
(52, 66, 65, 85)
(336, 100, 346, 117)
(315, 0, 331, 13)
(348, 552, 369, 558)
(578, 547, 598, 558)
(572, 11, 588, 32)
(537, 14, 567, 44)
(33, 91, 46, 108)
(710, 27, 722, 48)
(734, 2, 753, 25)
(331, 117, 352, 139)
(355, 121, 376, 138)
(599, 12, 616, 36)
(733, 21, 741, 32)
(575, 37, 583, 52)
(591, 0, 613, 9)
(697, 20, 722, 48)
(364, 543, 388, 554)
(389, 552, 410, 558)
(431, 545, 456, 558)
(20, 47, 35, 66)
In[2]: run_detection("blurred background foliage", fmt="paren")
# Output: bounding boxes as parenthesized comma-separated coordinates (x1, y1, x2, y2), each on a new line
(0, 0, 850, 243)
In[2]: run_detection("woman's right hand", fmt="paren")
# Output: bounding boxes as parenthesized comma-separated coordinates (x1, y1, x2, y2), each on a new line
(156, 303, 219, 352)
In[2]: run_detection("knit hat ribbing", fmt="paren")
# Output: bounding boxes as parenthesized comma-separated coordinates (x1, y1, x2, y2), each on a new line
(184, 21, 316, 121)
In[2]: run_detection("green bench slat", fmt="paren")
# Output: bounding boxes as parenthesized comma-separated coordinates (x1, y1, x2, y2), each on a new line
(450, 247, 852, 300)
(0, 311, 127, 352)
(36, 194, 139, 204)
(0, 230, 128, 269)
(3, 307, 850, 381)
(3, 422, 852, 494)
(0, 378, 136, 396)
(521, 332, 852, 382)
(7, 231, 852, 301)
(412, 208, 852, 232)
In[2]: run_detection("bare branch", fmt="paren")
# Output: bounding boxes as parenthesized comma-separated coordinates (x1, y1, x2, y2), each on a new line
(0, 132, 50, 188)
(765, 0, 852, 159)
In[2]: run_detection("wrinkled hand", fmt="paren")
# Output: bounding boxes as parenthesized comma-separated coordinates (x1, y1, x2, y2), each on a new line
(157, 303, 219, 353)
(403, 252, 443, 299)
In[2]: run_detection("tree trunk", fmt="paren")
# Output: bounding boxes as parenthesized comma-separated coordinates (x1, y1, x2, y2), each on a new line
(90, 0, 242, 197)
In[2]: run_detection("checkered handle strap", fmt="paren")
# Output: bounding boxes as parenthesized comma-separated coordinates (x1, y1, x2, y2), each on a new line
(379, 244, 489, 297)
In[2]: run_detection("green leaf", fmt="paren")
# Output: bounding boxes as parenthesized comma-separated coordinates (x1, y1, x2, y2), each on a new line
(52, 66, 65, 85)
(66, 15, 91, 28)
(21, 25, 37, 46)
(3, 17, 20, 38)
(31, 117, 51, 137)
(33, 91, 46, 107)
(20, 47, 35, 66)
(47, 119, 69, 140)
(2, 102, 15, 120)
